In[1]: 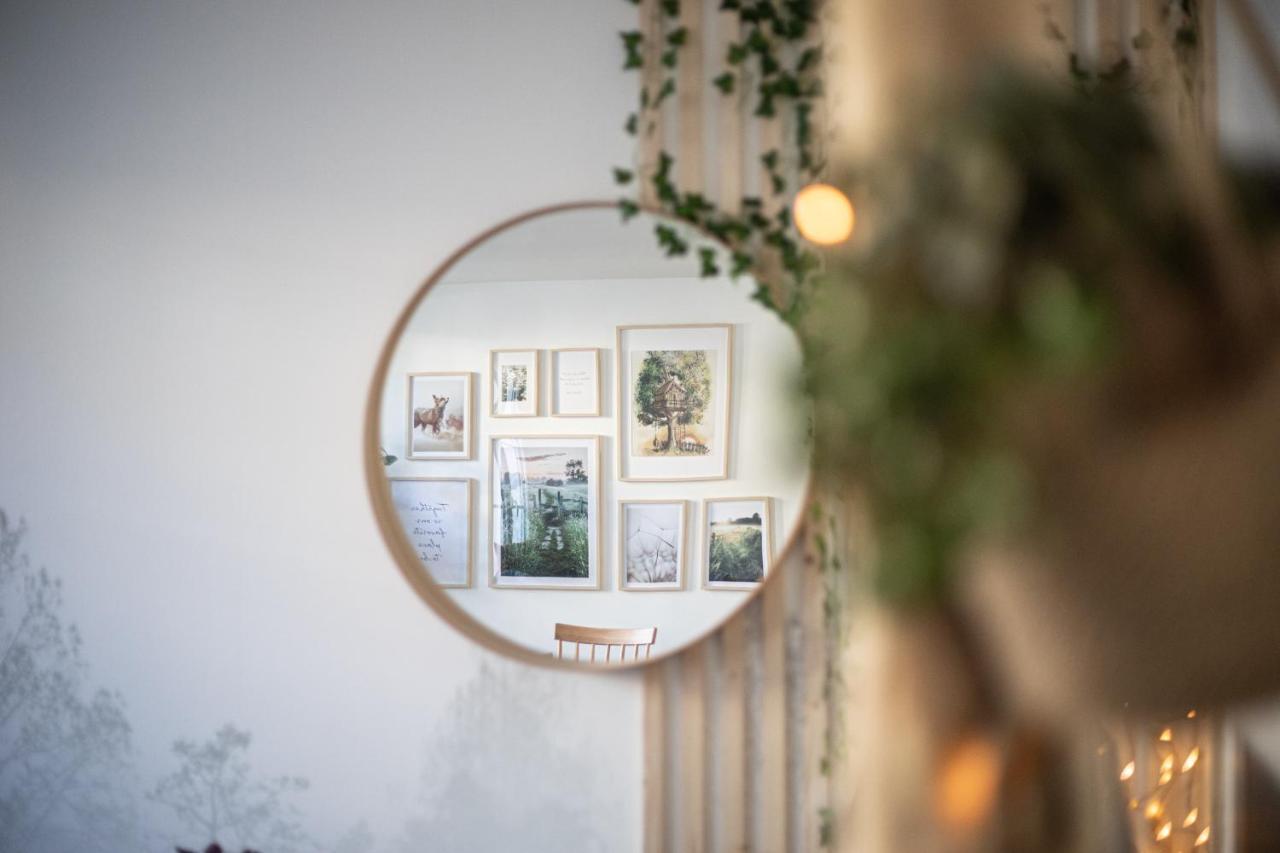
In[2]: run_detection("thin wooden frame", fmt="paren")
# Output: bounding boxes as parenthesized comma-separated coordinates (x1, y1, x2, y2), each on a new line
(618, 499, 687, 592)
(405, 371, 473, 460)
(363, 199, 812, 670)
(490, 348, 540, 417)
(385, 476, 473, 589)
(616, 323, 734, 482)
(701, 496, 773, 591)
(487, 434, 603, 590)
(550, 347, 603, 417)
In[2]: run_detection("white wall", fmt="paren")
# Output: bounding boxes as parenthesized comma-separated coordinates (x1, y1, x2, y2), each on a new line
(378, 270, 810, 656)
(0, 1, 645, 850)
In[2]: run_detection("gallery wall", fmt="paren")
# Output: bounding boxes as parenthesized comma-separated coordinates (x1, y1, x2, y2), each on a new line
(377, 271, 811, 656)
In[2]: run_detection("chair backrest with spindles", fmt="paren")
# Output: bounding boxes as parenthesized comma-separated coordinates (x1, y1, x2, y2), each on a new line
(553, 623, 657, 664)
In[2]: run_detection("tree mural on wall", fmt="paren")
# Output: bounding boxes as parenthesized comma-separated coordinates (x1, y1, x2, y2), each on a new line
(152, 724, 310, 853)
(0, 510, 139, 853)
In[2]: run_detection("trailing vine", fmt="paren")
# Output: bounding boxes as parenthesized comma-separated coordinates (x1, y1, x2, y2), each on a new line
(613, 0, 826, 325)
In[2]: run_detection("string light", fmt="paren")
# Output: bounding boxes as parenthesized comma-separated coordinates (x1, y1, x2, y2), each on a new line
(1160, 727, 1174, 742)
(1120, 760, 1136, 781)
(1156, 821, 1172, 841)
(1144, 800, 1164, 820)
(1182, 747, 1200, 772)
(1186, 709, 1198, 719)
(1195, 826, 1211, 846)
(1183, 808, 1199, 827)
(793, 183, 856, 246)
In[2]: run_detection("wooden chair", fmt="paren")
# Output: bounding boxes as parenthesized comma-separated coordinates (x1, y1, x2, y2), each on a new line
(554, 623, 657, 664)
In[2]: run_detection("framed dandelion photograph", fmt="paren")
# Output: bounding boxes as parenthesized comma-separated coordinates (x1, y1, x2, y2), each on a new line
(618, 499, 686, 591)
(702, 497, 772, 590)
(617, 324, 732, 481)
(490, 349, 539, 417)
(489, 435, 601, 589)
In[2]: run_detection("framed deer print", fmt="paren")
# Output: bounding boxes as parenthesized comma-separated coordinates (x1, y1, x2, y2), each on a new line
(490, 349, 539, 417)
(387, 477, 472, 588)
(702, 497, 772, 590)
(406, 372, 473, 460)
(616, 324, 732, 481)
(619, 499, 686, 591)
(489, 435, 601, 589)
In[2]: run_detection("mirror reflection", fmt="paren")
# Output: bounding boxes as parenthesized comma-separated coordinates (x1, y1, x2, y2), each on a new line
(372, 204, 811, 662)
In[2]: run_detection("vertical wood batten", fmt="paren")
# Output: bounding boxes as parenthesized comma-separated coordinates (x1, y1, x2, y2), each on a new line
(760, 563, 790, 853)
(783, 545, 808, 853)
(639, 0, 665, 209)
(644, 662, 668, 853)
(743, 596, 765, 851)
(678, 0, 705, 193)
(715, 7, 745, 213)
(800, 531, 830, 852)
(716, 616, 748, 853)
(680, 647, 708, 853)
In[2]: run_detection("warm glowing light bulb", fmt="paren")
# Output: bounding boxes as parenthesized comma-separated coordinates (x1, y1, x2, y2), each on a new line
(1183, 808, 1199, 827)
(1161, 755, 1175, 773)
(1144, 800, 1164, 820)
(1160, 727, 1174, 742)
(934, 735, 1002, 830)
(1187, 709, 1198, 719)
(1156, 822, 1172, 841)
(1183, 747, 1200, 772)
(1120, 761, 1136, 781)
(793, 183, 855, 245)
(1160, 770, 1174, 785)
(1195, 826, 1211, 846)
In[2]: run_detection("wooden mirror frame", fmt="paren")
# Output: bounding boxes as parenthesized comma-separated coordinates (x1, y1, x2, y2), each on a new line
(362, 199, 812, 670)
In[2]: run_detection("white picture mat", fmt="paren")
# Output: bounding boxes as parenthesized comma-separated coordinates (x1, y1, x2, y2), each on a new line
(388, 478, 472, 587)
(406, 373, 471, 459)
(552, 349, 600, 416)
(489, 436, 600, 588)
(491, 350, 538, 416)
(619, 500, 686, 591)
(618, 325, 731, 481)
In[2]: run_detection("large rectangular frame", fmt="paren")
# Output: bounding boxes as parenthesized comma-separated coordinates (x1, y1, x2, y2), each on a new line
(615, 323, 733, 482)
(386, 476, 474, 589)
(488, 434, 602, 590)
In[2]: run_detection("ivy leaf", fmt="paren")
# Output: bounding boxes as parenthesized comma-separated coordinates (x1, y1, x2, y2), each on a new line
(660, 0, 679, 17)
(662, 49, 678, 68)
(620, 31, 645, 70)
(755, 94, 776, 118)
(726, 43, 748, 65)
(654, 77, 677, 106)
(730, 250, 754, 278)
(654, 223, 690, 256)
(771, 172, 786, 194)
(797, 46, 822, 72)
(719, 0, 741, 9)
(761, 149, 780, 170)
(613, 167, 634, 185)
(618, 199, 640, 221)
(666, 26, 688, 47)
(698, 246, 720, 278)
(624, 113, 638, 135)
(713, 72, 736, 95)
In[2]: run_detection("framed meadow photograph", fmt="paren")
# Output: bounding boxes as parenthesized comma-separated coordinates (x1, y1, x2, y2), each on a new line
(489, 435, 601, 589)
(702, 497, 772, 590)
(406, 372, 473, 460)
(490, 349, 539, 417)
(551, 347, 602, 417)
(387, 477, 473, 588)
(618, 500, 686, 591)
(616, 324, 732, 481)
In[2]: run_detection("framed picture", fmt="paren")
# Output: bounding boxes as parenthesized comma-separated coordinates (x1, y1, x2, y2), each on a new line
(618, 500, 686, 591)
(702, 497, 772, 590)
(406, 372, 473, 460)
(490, 349, 539, 417)
(489, 435, 601, 589)
(616, 324, 732, 481)
(387, 477, 473, 588)
(551, 348, 602, 417)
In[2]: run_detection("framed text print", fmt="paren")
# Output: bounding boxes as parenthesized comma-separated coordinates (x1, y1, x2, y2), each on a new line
(387, 477, 473, 588)
(617, 324, 732, 481)
(551, 348, 602, 417)
(489, 435, 601, 589)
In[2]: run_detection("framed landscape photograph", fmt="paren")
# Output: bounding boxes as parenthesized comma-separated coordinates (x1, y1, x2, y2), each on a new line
(489, 435, 601, 589)
(387, 477, 473, 588)
(702, 497, 772, 590)
(619, 500, 686, 591)
(490, 349, 539, 417)
(406, 372, 473, 460)
(551, 347, 602, 417)
(616, 324, 732, 481)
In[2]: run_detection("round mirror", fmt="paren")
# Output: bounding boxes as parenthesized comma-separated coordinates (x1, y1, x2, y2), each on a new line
(365, 202, 812, 667)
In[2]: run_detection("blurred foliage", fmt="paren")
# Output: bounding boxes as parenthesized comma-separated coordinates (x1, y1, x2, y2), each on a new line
(804, 71, 1279, 603)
